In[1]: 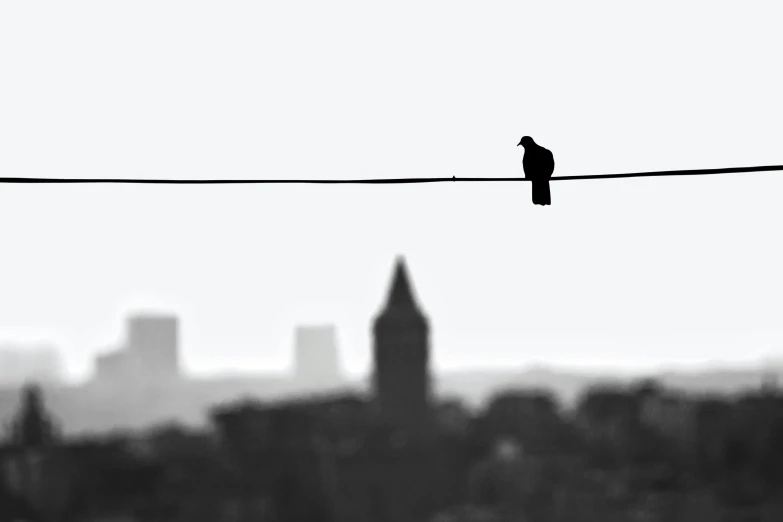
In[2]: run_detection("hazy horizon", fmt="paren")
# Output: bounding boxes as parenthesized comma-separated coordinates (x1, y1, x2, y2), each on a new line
(1, 1, 782, 385)
(2, 297, 782, 387)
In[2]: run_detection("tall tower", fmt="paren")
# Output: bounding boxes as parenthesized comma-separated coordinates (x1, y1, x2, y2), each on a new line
(372, 257, 431, 433)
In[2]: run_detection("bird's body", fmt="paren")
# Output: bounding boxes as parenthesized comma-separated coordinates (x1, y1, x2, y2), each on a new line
(517, 136, 554, 206)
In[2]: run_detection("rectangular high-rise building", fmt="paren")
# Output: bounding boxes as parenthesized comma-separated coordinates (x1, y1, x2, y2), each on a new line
(127, 314, 180, 382)
(294, 325, 342, 388)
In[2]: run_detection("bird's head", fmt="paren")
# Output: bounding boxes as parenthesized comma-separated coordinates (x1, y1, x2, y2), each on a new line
(517, 136, 534, 148)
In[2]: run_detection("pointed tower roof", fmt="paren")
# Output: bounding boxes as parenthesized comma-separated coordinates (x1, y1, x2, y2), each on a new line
(386, 256, 416, 309)
(374, 256, 428, 319)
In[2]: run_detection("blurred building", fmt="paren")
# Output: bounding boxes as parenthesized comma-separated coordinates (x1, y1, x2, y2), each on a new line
(93, 348, 140, 386)
(128, 314, 180, 383)
(92, 313, 181, 388)
(372, 257, 432, 436)
(293, 325, 343, 389)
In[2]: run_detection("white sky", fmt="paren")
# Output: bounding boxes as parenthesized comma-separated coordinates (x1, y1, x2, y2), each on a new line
(1, 1, 782, 384)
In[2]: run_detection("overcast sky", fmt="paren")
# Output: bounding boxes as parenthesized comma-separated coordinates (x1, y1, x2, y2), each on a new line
(1, 1, 782, 384)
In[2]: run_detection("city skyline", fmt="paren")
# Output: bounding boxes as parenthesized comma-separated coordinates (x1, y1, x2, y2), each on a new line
(3, 2, 783, 520)
(2, 1, 783, 384)
(1, 254, 782, 386)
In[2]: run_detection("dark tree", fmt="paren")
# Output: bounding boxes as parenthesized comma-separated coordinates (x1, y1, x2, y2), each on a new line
(10, 384, 58, 449)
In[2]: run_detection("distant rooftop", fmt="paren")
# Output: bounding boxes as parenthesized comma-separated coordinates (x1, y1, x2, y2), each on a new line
(128, 312, 179, 320)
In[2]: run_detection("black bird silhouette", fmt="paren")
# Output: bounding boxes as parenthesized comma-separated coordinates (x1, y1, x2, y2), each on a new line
(517, 136, 554, 206)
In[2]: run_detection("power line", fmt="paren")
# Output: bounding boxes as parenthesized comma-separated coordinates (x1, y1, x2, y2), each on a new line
(0, 164, 782, 184)
(551, 164, 783, 181)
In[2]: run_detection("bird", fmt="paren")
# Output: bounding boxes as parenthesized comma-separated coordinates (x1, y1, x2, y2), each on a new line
(517, 136, 555, 206)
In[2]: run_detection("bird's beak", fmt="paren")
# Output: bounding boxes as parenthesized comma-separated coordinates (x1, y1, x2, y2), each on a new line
(517, 140, 523, 147)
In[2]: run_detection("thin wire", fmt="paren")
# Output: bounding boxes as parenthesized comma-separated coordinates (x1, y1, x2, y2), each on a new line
(1, 164, 782, 184)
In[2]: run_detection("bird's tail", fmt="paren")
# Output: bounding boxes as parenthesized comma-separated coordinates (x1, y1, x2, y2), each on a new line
(532, 180, 551, 206)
